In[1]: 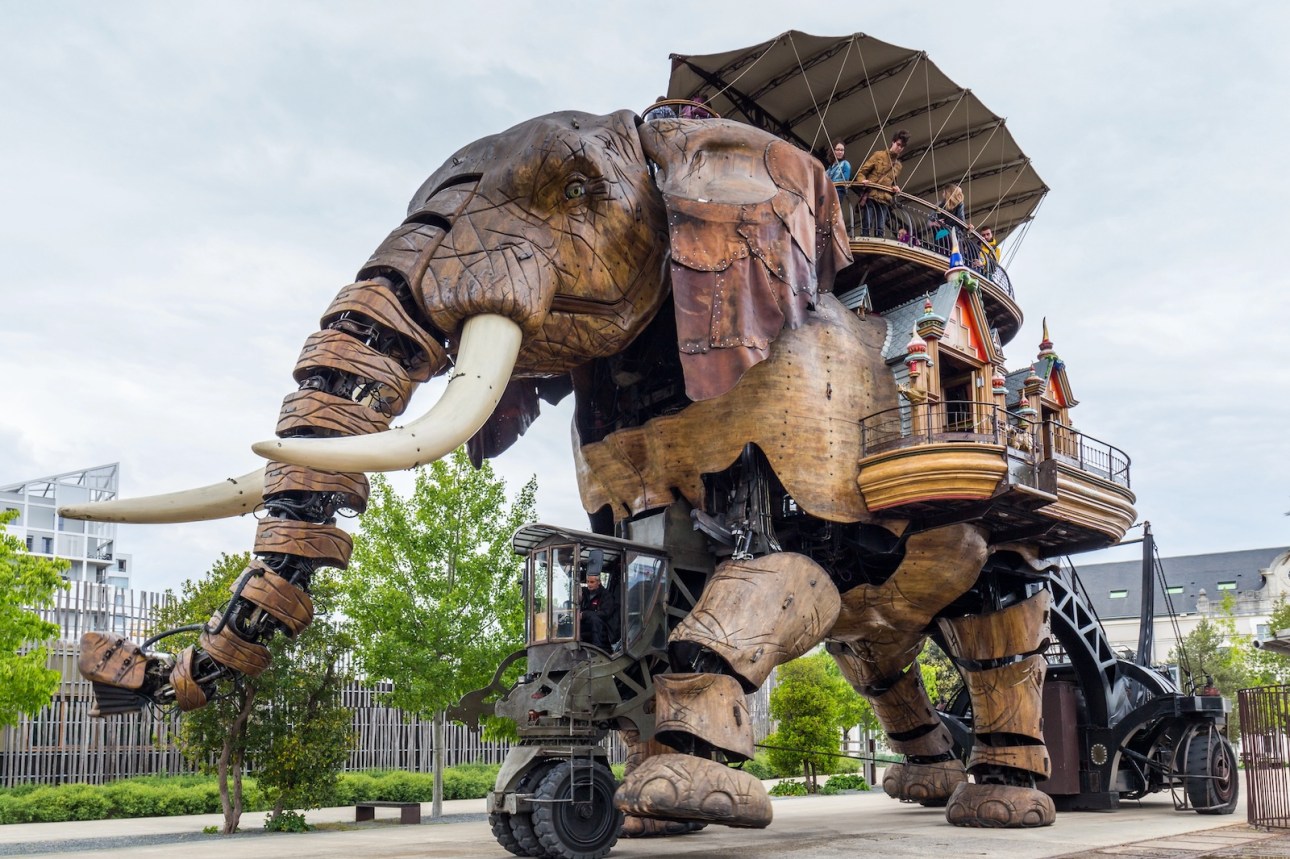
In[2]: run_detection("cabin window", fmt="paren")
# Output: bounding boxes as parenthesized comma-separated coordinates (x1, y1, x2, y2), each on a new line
(941, 371, 975, 432)
(1109, 589, 1128, 599)
(1216, 581, 1237, 591)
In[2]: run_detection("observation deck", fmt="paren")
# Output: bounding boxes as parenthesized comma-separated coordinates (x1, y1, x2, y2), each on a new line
(832, 182, 1022, 344)
(855, 402, 1135, 554)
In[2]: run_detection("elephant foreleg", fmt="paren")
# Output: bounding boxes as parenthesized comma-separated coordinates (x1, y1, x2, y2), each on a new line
(615, 551, 840, 829)
(938, 589, 1055, 828)
(826, 523, 988, 806)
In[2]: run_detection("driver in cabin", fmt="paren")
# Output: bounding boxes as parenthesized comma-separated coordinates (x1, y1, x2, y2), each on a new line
(579, 572, 620, 649)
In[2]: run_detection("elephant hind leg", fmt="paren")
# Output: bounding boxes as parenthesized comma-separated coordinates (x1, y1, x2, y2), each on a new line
(939, 590, 1056, 828)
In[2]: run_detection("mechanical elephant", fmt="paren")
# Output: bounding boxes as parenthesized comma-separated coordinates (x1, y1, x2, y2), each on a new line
(68, 109, 1056, 830)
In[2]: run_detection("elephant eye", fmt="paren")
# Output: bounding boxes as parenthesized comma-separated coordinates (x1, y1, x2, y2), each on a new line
(564, 178, 587, 200)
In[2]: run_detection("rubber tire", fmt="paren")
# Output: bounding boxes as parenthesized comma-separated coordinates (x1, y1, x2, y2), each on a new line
(491, 811, 526, 856)
(1184, 731, 1239, 815)
(509, 762, 556, 857)
(530, 761, 622, 859)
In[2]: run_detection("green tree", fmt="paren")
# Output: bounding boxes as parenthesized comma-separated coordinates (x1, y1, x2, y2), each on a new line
(342, 448, 536, 815)
(765, 651, 862, 792)
(0, 509, 69, 727)
(155, 552, 354, 833)
(1250, 598, 1290, 687)
(1170, 600, 1256, 739)
(155, 552, 254, 833)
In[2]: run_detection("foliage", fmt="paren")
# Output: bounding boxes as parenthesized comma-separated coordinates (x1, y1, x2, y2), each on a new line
(1169, 600, 1257, 739)
(154, 552, 355, 833)
(821, 773, 869, 794)
(342, 450, 536, 812)
(1250, 598, 1290, 687)
(918, 641, 962, 708)
(343, 450, 537, 718)
(0, 766, 503, 824)
(764, 652, 864, 792)
(249, 573, 354, 825)
(0, 509, 69, 727)
(739, 753, 777, 780)
(263, 808, 310, 832)
(767, 779, 808, 796)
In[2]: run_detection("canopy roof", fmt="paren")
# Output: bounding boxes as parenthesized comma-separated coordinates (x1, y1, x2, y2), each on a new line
(666, 31, 1048, 240)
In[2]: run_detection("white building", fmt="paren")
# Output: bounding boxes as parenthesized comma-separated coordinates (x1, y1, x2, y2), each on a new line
(1076, 545, 1290, 667)
(0, 464, 142, 640)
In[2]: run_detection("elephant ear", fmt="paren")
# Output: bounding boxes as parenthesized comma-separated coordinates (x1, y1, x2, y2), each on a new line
(640, 119, 852, 401)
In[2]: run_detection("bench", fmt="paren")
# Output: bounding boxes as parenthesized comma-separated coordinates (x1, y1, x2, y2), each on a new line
(355, 800, 421, 824)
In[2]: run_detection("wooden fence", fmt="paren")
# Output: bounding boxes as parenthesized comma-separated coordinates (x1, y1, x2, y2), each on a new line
(3, 583, 770, 787)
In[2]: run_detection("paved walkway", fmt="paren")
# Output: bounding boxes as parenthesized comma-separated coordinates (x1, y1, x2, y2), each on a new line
(1, 781, 1286, 859)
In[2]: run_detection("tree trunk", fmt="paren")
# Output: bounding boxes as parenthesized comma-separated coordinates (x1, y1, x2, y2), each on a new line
(432, 708, 445, 819)
(218, 687, 257, 834)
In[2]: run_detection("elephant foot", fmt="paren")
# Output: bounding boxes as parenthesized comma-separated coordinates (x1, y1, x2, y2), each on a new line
(945, 782, 1055, 828)
(615, 754, 772, 829)
(882, 759, 967, 807)
(620, 814, 707, 838)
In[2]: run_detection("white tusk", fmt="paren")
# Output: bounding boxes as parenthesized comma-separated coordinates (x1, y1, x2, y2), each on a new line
(252, 314, 522, 473)
(58, 467, 266, 524)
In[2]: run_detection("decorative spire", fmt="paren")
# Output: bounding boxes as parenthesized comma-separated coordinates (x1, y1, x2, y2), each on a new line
(916, 294, 946, 340)
(992, 368, 1007, 396)
(1038, 317, 1056, 359)
(1015, 394, 1037, 420)
(904, 323, 929, 375)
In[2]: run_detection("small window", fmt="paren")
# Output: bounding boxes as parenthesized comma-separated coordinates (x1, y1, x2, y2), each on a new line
(1166, 585, 1184, 595)
(1216, 581, 1237, 591)
(1109, 589, 1128, 599)
(41, 537, 53, 554)
(25, 536, 33, 551)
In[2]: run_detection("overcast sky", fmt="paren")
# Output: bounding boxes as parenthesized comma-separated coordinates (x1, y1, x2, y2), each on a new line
(2, 2, 1287, 592)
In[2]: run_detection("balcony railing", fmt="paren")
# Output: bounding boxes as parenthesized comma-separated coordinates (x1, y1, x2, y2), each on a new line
(831, 182, 1013, 298)
(859, 400, 1020, 456)
(858, 402, 1131, 488)
(1040, 421, 1131, 488)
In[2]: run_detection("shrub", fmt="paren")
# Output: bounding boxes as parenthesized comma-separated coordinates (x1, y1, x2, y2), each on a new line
(264, 809, 311, 832)
(768, 779, 808, 797)
(739, 753, 777, 780)
(820, 773, 869, 794)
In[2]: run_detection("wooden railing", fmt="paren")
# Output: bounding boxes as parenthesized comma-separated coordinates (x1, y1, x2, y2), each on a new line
(831, 182, 1013, 298)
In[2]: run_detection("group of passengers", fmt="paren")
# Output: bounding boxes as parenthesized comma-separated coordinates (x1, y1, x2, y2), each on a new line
(643, 95, 713, 121)
(827, 132, 1000, 277)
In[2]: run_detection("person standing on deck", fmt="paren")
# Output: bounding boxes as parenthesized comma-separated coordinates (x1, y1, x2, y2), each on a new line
(857, 129, 910, 239)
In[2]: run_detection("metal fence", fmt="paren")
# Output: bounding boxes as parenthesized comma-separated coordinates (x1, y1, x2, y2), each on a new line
(1239, 685, 1290, 829)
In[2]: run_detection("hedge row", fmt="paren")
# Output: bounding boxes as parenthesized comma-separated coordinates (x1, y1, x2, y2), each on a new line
(0, 766, 500, 825)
